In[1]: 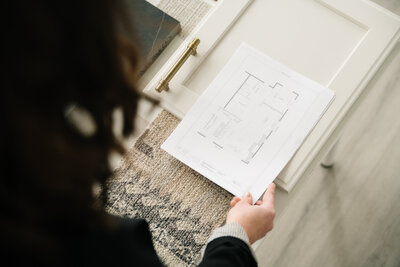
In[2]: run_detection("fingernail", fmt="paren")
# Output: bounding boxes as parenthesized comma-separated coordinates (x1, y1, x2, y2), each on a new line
(243, 191, 250, 198)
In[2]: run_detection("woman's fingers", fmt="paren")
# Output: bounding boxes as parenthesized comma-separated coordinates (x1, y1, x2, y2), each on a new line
(230, 196, 241, 207)
(231, 186, 274, 208)
(242, 191, 253, 205)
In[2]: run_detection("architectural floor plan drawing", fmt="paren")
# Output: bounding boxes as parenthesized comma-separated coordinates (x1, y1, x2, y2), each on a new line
(162, 43, 335, 203)
(197, 70, 302, 166)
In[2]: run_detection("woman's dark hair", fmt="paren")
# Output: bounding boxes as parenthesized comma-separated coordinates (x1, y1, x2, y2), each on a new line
(1, 0, 141, 264)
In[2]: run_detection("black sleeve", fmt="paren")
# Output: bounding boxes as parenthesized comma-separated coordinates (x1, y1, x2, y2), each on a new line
(76, 218, 164, 266)
(198, 237, 257, 267)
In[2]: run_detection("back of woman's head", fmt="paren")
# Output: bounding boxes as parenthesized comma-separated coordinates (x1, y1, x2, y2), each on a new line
(1, 0, 140, 264)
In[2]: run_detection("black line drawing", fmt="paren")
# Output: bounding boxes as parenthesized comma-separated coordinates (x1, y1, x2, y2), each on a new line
(213, 142, 223, 149)
(279, 109, 288, 121)
(245, 71, 265, 83)
(197, 131, 206, 137)
(269, 82, 283, 89)
(224, 74, 251, 109)
(195, 70, 301, 165)
(224, 72, 264, 109)
(263, 102, 284, 115)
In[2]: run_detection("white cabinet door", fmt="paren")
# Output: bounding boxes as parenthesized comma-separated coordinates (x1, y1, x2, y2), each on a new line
(141, 0, 400, 191)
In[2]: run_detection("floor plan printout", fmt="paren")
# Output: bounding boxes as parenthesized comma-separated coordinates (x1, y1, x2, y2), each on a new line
(162, 43, 335, 203)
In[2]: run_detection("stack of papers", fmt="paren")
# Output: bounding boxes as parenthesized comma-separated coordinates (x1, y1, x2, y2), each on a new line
(162, 43, 335, 203)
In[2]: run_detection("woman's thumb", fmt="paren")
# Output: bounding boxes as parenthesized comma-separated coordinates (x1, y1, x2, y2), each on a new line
(242, 191, 253, 204)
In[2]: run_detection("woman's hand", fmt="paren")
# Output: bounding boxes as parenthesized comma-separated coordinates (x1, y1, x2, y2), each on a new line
(226, 183, 276, 244)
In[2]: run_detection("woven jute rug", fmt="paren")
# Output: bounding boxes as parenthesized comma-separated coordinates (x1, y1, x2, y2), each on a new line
(106, 110, 232, 266)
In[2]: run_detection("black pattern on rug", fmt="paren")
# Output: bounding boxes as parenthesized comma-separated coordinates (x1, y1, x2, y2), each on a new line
(106, 111, 232, 266)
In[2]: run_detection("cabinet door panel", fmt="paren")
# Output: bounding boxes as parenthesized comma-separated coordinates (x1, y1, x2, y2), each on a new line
(142, 0, 400, 191)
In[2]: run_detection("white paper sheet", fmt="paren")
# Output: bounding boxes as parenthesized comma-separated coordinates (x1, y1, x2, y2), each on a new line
(162, 43, 335, 203)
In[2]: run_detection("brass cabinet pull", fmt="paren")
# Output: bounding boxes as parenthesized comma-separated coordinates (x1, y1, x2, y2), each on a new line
(155, 38, 200, 93)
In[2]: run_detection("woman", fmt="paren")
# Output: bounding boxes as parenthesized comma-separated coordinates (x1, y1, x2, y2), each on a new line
(1, 1, 275, 265)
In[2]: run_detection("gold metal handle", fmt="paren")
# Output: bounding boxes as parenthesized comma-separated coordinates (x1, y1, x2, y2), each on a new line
(155, 38, 200, 93)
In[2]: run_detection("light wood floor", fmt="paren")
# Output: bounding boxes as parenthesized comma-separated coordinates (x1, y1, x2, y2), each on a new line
(132, 1, 400, 266)
(255, 3, 400, 265)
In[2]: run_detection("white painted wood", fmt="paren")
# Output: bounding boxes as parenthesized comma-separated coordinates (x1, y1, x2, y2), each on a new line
(255, 40, 400, 267)
(140, 0, 400, 192)
(320, 138, 340, 168)
(140, 0, 252, 115)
